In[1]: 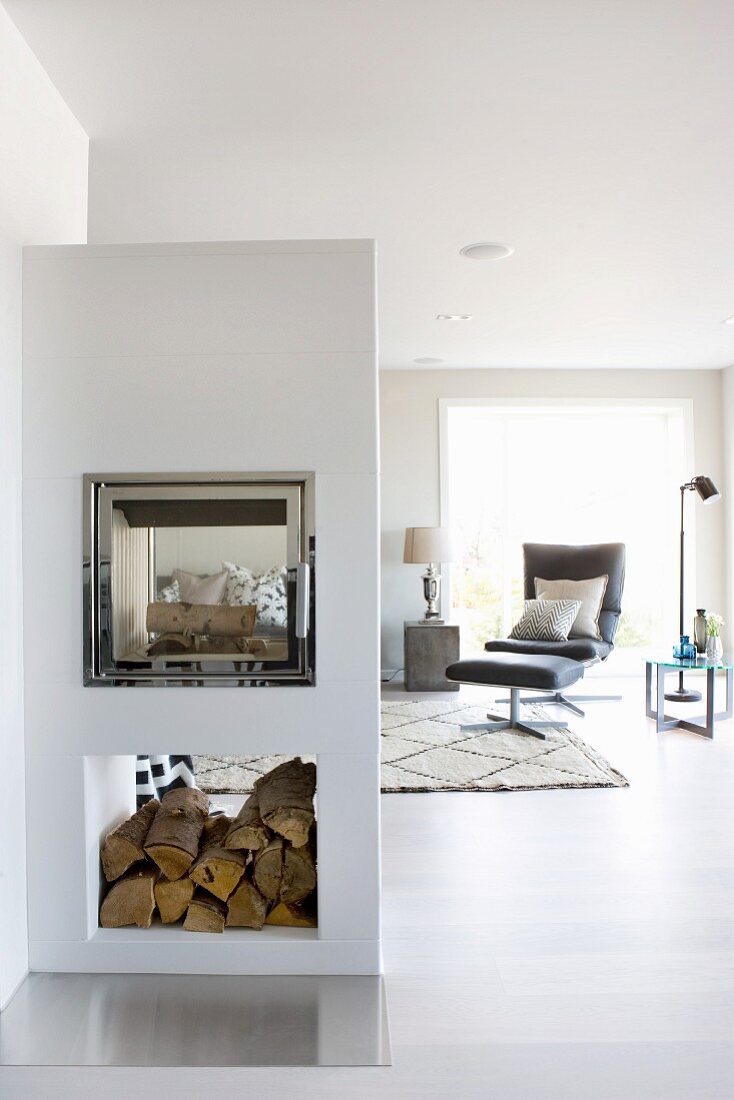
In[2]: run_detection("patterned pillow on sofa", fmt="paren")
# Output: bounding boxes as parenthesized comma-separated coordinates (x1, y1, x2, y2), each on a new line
(222, 561, 258, 608)
(223, 561, 288, 627)
(254, 566, 288, 627)
(157, 579, 180, 602)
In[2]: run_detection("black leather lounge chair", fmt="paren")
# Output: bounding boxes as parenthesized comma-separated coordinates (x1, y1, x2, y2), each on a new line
(485, 542, 626, 716)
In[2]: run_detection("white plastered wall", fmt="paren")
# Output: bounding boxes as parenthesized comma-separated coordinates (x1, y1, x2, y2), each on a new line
(22, 239, 381, 974)
(0, 2, 87, 1010)
(154, 525, 287, 579)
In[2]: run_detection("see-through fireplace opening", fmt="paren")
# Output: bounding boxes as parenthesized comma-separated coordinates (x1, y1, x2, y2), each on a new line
(83, 472, 315, 686)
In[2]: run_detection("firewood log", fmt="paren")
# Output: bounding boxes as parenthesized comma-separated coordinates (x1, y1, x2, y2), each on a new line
(101, 799, 158, 882)
(146, 602, 257, 638)
(144, 787, 209, 880)
(253, 826, 317, 904)
(199, 814, 231, 849)
(224, 791, 271, 851)
(255, 757, 316, 847)
(100, 865, 158, 928)
(183, 888, 227, 933)
(147, 633, 194, 656)
(189, 815, 246, 901)
(226, 870, 268, 930)
(155, 875, 195, 924)
(252, 835, 286, 900)
(281, 825, 317, 903)
(265, 894, 317, 928)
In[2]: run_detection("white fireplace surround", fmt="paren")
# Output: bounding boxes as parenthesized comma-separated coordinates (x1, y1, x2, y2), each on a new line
(22, 239, 381, 974)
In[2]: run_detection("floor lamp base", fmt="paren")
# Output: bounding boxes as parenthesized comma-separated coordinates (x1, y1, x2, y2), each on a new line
(664, 687, 702, 703)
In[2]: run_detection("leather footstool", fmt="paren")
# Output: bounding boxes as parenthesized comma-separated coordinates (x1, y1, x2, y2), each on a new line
(445, 653, 584, 739)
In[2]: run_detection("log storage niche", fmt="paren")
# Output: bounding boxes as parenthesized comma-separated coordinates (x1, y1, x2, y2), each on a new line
(99, 758, 318, 933)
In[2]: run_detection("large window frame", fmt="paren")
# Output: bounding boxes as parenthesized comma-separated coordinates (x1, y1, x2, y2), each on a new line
(438, 397, 695, 671)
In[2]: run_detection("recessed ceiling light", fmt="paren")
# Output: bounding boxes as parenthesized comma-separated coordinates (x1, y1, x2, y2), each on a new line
(723, 315, 734, 324)
(460, 241, 514, 260)
(436, 314, 472, 321)
(413, 357, 444, 365)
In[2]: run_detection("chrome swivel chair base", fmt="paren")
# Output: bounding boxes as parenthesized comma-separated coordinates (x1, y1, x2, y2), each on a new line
(461, 687, 567, 741)
(496, 689, 622, 718)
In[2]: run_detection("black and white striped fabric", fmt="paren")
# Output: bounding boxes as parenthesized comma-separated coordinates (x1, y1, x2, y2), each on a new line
(509, 598, 582, 642)
(136, 755, 197, 807)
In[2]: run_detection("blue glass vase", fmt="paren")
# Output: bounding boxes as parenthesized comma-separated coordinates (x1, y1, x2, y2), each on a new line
(674, 635, 696, 660)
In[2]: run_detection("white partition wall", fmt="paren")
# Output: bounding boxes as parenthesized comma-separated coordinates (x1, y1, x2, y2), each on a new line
(22, 239, 380, 974)
(0, 6, 87, 1011)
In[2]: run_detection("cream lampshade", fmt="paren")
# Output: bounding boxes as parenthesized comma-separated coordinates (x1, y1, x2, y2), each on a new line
(403, 526, 456, 621)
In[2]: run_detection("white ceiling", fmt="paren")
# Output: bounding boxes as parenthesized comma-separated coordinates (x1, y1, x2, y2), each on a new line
(6, 0, 734, 369)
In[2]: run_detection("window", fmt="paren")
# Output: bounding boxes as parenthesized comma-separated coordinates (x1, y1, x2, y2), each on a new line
(440, 401, 690, 667)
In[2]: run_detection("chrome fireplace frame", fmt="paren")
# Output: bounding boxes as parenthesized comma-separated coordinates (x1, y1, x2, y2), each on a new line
(83, 472, 315, 686)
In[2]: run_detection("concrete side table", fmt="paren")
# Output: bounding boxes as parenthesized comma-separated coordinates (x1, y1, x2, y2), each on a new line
(404, 621, 460, 692)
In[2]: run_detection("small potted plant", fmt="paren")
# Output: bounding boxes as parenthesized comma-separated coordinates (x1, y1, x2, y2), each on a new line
(706, 612, 724, 661)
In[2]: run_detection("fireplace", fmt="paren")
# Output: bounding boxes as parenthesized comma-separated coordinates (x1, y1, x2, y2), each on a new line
(84, 472, 315, 685)
(24, 238, 380, 978)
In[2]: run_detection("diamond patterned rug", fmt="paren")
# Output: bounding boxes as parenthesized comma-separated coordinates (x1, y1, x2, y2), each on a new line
(194, 700, 628, 794)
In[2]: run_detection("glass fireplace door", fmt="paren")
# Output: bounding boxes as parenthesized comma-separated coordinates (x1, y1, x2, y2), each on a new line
(84, 474, 314, 685)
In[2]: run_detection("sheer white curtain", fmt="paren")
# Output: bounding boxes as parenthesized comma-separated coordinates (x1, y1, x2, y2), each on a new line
(441, 401, 689, 669)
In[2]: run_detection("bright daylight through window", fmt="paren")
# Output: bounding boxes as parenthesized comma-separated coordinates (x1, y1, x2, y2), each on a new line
(442, 402, 689, 667)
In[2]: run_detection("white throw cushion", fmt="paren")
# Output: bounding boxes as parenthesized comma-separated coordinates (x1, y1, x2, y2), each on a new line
(534, 575, 608, 640)
(223, 561, 288, 627)
(509, 598, 582, 642)
(173, 568, 228, 604)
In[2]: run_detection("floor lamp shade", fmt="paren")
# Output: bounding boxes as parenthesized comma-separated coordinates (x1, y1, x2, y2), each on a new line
(691, 475, 720, 503)
(403, 527, 456, 565)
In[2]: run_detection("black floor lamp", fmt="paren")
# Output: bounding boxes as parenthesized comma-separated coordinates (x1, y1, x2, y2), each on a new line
(665, 474, 721, 703)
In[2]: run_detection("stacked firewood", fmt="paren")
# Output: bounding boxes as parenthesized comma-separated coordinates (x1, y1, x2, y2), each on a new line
(99, 758, 317, 933)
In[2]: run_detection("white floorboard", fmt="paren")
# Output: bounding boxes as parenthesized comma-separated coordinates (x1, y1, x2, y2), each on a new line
(3, 674, 734, 1097)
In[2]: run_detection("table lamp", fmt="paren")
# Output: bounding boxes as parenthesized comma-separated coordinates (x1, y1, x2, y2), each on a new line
(403, 526, 456, 622)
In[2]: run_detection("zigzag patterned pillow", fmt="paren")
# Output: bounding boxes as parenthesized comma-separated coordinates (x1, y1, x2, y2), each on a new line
(509, 598, 582, 642)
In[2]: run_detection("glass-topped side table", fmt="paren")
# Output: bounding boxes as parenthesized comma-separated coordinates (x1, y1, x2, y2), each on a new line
(645, 655, 734, 738)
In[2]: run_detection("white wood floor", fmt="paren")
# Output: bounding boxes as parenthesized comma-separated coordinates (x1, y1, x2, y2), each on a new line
(3, 674, 734, 1098)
